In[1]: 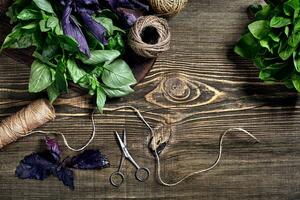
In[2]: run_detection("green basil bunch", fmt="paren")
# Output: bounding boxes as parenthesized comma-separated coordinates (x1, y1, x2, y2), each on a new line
(235, 0, 300, 91)
(1, 0, 136, 111)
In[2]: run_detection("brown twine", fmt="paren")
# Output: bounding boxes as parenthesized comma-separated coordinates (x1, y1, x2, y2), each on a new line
(0, 99, 55, 149)
(148, 0, 188, 17)
(128, 15, 171, 58)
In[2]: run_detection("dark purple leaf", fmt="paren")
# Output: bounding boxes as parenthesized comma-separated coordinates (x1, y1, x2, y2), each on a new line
(45, 137, 61, 157)
(106, 0, 149, 11)
(78, 8, 108, 45)
(68, 149, 110, 169)
(76, 0, 100, 11)
(117, 7, 143, 27)
(15, 152, 57, 180)
(62, 0, 90, 56)
(53, 166, 74, 190)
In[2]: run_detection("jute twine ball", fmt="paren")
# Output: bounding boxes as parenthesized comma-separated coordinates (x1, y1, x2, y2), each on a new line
(128, 15, 171, 58)
(148, 0, 188, 16)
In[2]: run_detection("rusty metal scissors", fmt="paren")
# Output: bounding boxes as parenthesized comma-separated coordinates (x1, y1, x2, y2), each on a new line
(109, 130, 150, 187)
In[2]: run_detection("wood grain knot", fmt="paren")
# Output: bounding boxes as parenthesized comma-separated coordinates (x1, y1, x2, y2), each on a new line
(145, 73, 222, 108)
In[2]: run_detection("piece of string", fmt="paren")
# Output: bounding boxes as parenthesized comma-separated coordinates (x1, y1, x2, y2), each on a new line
(100, 107, 260, 187)
(1, 103, 260, 186)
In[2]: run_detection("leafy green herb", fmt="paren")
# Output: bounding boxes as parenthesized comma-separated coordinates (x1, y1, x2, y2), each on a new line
(1, 0, 136, 111)
(235, 0, 300, 92)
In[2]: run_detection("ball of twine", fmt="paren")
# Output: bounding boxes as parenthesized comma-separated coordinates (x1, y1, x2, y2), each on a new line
(128, 15, 171, 58)
(148, 0, 188, 16)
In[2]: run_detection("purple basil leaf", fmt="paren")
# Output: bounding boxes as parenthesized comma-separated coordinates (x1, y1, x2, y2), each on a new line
(76, 0, 100, 11)
(117, 7, 142, 27)
(62, 0, 90, 56)
(68, 149, 110, 169)
(15, 152, 57, 180)
(53, 166, 75, 190)
(78, 8, 108, 45)
(106, 0, 149, 11)
(45, 137, 61, 157)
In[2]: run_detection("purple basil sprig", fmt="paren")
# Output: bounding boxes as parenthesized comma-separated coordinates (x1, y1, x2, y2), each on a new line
(15, 137, 110, 190)
(61, 0, 108, 56)
(106, 0, 149, 27)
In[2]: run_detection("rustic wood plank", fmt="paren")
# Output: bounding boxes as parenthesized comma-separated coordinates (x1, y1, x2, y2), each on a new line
(1, 0, 300, 199)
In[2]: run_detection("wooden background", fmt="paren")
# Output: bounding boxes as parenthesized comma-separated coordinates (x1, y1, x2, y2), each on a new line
(1, 0, 300, 199)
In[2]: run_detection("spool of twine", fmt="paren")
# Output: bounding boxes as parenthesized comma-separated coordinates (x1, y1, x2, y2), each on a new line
(0, 99, 56, 149)
(148, 0, 188, 17)
(128, 15, 171, 58)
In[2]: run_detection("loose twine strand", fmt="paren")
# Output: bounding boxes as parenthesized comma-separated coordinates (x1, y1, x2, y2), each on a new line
(0, 100, 260, 186)
(128, 15, 171, 58)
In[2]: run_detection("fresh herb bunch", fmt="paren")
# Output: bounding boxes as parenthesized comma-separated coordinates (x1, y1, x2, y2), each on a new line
(235, 0, 300, 91)
(1, 0, 139, 111)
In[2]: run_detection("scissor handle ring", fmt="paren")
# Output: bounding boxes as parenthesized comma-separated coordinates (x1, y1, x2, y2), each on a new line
(109, 171, 125, 187)
(135, 167, 150, 182)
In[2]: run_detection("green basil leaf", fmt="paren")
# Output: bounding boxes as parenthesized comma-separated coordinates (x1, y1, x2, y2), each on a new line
(248, 20, 270, 39)
(29, 60, 54, 93)
(47, 16, 59, 30)
(96, 87, 106, 112)
(21, 22, 38, 30)
(102, 59, 137, 88)
(67, 59, 87, 83)
(33, 0, 54, 13)
(55, 60, 68, 93)
(58, 35, 80, 52)
(39, 19, 51, 32)
(270, 16, 291, 28)
(1, 27, 38, 50)
(80, 50, 120, 65)
(17, 9, 41, 20)
(102, 85, 134, 98)
(47, 83, 60, 103)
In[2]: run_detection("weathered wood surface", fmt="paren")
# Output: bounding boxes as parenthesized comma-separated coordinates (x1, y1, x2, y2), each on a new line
(1, 0, 300, 199)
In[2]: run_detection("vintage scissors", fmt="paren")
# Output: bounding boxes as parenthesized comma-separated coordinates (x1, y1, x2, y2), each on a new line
(110, 130, 150, 187)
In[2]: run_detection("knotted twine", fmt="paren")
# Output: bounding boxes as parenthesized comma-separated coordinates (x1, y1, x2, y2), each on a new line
(0, 101, 260, 187)
(148, 0, 189, 17)
(128, 15, 171, 58)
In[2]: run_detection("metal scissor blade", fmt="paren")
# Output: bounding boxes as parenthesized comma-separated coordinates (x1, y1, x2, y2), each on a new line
(115, 132, 130, 158)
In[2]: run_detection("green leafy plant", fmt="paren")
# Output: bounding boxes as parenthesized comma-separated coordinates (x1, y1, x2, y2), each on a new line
(234, 0, 300, 91)
(1, 0, 137, 112)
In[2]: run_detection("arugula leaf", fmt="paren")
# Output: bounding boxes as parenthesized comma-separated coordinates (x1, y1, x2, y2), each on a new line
(29, 60, 54, 93)
(235, 1, 300, 93)
(33, 0, 54, 14)
(234, 32, 260, 59)
(102, 59, 137, 89)
(79, 50, 120, 65)
(284, 0, 300, 16)
(248, 20, 270, 39)
(293, 51, 300, 72)
(292, 72, 300, 92)
(270, 16, 291, 28)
